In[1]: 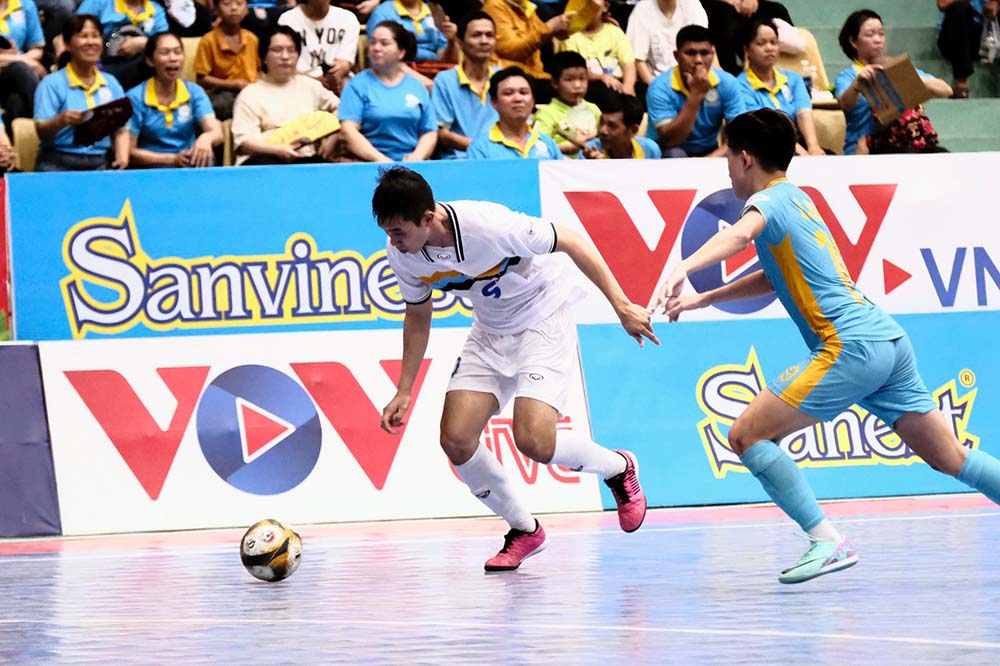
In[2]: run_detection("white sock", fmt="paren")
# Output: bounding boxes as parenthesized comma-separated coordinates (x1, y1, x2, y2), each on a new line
(454, 443, 535, 532)
(807, 519, 844, 543)
(549, 430, 627, 479)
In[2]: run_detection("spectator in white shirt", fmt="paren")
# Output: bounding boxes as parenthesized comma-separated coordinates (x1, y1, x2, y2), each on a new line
(278, 0, 360, 94)
(626, 0, 708, 88)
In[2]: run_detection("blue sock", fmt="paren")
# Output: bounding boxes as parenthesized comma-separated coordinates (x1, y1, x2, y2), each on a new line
(957, 448, 1000, 505)
(740, 440, 826, 532)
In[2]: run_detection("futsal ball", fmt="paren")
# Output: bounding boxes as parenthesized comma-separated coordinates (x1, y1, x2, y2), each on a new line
(240, 518, 303, 582)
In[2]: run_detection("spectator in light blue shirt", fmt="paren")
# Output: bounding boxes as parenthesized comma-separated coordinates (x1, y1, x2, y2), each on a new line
(339, 21, 437, 161)
(127, 32, 223, 167)
(834, 9, 951, 154)
(77, 0, 169, 89)
(0, 0, 45, 126)
(33, 14, 130, 170)
(431, 10, 498, 159)
(467, 66, 562, 160)
(645, 24, 745, 157)
(737, 18, 824, 156)
(582, 92, 662, 159)
(366, 0, 451, 62)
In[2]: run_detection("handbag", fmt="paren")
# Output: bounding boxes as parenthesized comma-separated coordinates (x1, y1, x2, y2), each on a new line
(867, 106, 940, 154)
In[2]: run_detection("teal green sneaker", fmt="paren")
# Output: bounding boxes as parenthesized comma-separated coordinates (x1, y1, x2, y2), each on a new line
(778, 537, 859, 584)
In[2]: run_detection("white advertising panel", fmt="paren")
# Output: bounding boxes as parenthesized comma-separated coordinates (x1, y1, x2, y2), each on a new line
(39, 330, 601, 535)
(540, 153, 1000, 322)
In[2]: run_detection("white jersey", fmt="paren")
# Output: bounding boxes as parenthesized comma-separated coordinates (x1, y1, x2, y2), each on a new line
(386, 201, 576, 335)
(278, 6, 360, 77)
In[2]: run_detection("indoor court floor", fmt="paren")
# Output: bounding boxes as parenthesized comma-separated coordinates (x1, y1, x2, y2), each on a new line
(1, 494, 998, 665)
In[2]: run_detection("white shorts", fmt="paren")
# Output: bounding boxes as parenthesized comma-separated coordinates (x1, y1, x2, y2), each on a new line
(447, 304, 578, 415)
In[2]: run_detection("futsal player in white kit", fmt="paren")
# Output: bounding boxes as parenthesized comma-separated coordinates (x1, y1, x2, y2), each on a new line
(374, 166, 658, 571)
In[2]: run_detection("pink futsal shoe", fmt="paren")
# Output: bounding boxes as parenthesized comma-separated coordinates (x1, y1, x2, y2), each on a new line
(604, 450, 647, 533)
(484, 521, 548, 572)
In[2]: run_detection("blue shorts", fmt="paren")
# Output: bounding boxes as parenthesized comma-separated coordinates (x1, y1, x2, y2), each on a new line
(767, 335, 937, 426)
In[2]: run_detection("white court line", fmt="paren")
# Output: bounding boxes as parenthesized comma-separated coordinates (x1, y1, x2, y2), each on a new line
(1, 510, 997, 563)
(0, 616, 997, 651)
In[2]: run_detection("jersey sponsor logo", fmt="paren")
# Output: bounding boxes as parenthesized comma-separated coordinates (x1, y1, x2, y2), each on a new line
(59, 201, 471, 338)
(63, 357, 433, 499)
(695, 347, 979, 478)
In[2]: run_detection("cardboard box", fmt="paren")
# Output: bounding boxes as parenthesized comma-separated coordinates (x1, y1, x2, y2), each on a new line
(855, 53, 930, 126)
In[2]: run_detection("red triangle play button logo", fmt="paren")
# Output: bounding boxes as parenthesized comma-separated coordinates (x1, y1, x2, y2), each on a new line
(236, 397, 295, 464)
(882, 259, 912, 295)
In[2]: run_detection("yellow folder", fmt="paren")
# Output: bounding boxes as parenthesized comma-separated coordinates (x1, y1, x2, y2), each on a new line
(268, 110, 341, 145)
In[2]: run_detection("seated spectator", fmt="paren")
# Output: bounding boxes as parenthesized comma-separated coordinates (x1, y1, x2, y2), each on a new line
(937, 0, 998, 98)
(583, 92, 662, 158)
(232, 25, 341, 164)
(482, 0, 574, 82)
(279, 0, 359, 94)
(77, 0, 169, 90)
(127, 32, 222, 167)
(243, 0, 294, 40)
(626, 0, 707, 89)
(431, 10, 498, 159)
(0, 0, 45, 128)
(737, 18, 823, 155)
(34, 15, 129, 170)
(467, 66, 562, 159)
(366, 0, 453, 62)
(194, 0, 260, 121)
(558, 0, 637, 96)
(835, 9, 952, 155)
(646, 24, 744, 157)
(339, 20, 436, 161)
(533, 51, 601, 156)
(700, 0, 797, 75)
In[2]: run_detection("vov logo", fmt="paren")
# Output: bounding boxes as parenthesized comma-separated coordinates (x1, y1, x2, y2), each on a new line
(563, 184, 903, 310)
(63, 359, 432, 499)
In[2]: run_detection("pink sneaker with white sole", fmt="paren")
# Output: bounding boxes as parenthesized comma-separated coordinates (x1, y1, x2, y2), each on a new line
(484, 521, 548, 572)
(604, 450, 646, 533)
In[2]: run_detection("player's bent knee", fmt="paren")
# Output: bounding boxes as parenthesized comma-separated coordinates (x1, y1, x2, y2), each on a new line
(511, 431, 554, 464)
(439, 430, 479, 466)
(727, 421, 755, 456)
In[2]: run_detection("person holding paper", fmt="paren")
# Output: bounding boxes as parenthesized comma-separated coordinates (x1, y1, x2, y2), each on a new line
(483, 0, 575, 83)
(33, 15, 130, 171)
(232, 25, 341, 164)
(127, 32, 223, 168)
(835, 9, 951, 155)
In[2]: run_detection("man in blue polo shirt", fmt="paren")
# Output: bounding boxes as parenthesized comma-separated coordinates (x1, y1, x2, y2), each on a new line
(583, 92, 661, 159)
(467, 66, 561, 160)
(431, 11, 498, 159)
(646, 24, 745, 157)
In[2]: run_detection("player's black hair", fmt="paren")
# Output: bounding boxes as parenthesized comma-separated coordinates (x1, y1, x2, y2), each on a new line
(457, 10, 495, 41)
(372, 167, 436, 225)
(723, 109, 796, 172)
(740, 18, 779, 51)
(839, 9, 882, 60)
(596, 92, 645, 128)
(675, 25, 714, 51)
(489, 66, 532, 101)
(547, 50, 588, 81)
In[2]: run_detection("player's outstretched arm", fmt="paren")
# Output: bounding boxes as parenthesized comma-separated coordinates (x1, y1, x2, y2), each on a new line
(554, 225, 660, 347)
(652, 210, 766, 313)
(381, 298, 434, 434)
(666, 269, 774, 322)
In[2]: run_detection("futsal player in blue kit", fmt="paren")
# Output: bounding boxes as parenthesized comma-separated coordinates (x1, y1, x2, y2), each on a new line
(655, 108, 1000, 584)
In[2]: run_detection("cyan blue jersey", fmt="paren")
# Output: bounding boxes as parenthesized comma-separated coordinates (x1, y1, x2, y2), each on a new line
(743, 179, 904, 350)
